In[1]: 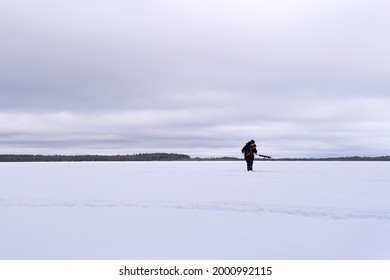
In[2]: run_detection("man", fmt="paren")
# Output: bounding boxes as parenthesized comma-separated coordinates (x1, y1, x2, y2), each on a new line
(241, 140, 257, 171)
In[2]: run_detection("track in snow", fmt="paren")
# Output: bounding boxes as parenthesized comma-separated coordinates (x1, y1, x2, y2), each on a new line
(1, 198, 389, 221)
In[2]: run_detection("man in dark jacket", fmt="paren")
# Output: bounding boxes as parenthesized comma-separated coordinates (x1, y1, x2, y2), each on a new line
(241, 140, 257, 171)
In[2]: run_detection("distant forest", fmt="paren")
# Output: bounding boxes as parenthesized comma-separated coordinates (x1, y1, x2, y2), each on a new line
(0, 153, 390, 162)
(0, 153, 192, 162)
(275, 156, 390, 161)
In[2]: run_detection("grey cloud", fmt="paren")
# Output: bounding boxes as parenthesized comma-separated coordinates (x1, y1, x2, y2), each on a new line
(1, 0, 390, 156)
(1, 93, 390, 157)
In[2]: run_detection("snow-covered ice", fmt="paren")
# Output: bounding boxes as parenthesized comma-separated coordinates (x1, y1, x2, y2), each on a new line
(1, 161, 389, 259)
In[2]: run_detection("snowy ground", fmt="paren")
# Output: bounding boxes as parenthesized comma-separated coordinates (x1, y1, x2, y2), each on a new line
(1, 161, 389, 260)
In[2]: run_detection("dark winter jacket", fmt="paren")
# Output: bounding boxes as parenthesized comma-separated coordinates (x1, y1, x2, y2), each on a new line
(241, 142, 257, 161)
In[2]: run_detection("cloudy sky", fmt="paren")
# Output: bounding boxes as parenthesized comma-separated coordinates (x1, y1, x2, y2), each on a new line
(1, 0, 389, 158)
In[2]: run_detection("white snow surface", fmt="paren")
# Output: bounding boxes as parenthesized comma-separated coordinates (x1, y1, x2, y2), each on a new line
(1, 161, 389, 260)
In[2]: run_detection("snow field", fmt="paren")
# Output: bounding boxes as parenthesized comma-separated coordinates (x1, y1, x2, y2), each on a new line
(1, 161, 389, 259)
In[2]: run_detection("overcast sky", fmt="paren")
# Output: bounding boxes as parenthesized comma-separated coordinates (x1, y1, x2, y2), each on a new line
(1, 0, 390, 157)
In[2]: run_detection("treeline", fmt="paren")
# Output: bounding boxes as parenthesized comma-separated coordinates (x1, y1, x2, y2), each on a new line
(274, 156, 390, 161)
(1, 154, 389, 162)
(0, 153, 191, 162)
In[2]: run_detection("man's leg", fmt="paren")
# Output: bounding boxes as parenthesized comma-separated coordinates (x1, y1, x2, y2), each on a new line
(247, 160, 253, 171)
